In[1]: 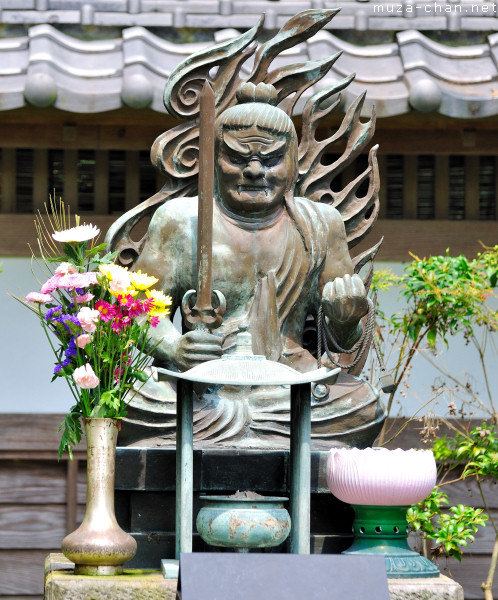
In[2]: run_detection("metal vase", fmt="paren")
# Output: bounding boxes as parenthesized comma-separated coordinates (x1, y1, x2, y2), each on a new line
(61, 418, 137, 575)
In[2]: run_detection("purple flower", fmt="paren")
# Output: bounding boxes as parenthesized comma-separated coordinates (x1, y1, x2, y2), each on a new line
(65, 337, 78, 358)
(60, 314, 81, 333)
(54, 357, 73, 374)
(61, 314, 80, 327)
(46, 306, 63, 321)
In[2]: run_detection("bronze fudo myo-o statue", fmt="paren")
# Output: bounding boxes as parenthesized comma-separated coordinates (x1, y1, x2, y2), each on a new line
(107, 9, 386, 449)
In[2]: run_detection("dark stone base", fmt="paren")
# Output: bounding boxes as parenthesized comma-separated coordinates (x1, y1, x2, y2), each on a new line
(114, 448, 354, 569)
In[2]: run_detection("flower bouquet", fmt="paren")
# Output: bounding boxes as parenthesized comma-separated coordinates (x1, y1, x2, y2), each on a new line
(17, 200, 171, 458)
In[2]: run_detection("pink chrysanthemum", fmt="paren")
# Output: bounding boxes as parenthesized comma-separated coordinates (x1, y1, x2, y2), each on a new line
(55, 262, 78, 276)
(121, 315, 132, 329)
(143, 298, 155, 313)
(41, 274, 62, 294)
(58, 272, 98, 290)
(149, 315, 160, 328)
(95, 299, 116, 322)
(75, 293, 95, 304)
(76, 272, 99, 287)
(126, 299, 145, 318)
(26, 292, 53, 304)
(111, 319, 123, 333)
(117, 293, 136, 307)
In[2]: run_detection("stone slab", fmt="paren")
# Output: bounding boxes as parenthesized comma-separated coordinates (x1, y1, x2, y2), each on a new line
(45, 554, 176, 600)
(387, 575, 464, 600)
(45, 554, 463, 600)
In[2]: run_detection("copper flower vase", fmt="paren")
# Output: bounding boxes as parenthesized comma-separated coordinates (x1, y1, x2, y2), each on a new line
(61, 418, 137, 575)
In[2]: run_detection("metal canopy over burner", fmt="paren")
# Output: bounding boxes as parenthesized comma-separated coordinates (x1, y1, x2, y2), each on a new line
(155, 358, 340, 387)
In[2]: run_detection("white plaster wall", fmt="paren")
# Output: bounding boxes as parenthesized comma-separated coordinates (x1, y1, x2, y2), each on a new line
(1, 257, 496, 419)
(373, 262, 497, 422)
(1, 256, 70, 413)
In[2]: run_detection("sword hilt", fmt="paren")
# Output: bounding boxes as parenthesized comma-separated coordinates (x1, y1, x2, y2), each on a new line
(181, 289, 226, 330)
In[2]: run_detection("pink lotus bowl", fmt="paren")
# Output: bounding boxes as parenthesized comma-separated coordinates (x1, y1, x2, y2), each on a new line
(327, 447, 437, 506)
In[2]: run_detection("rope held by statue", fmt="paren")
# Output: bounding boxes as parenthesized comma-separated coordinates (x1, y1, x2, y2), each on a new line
(317, 296, 396, 393)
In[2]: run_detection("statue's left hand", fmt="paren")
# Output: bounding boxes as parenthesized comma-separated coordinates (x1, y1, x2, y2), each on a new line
(322, 274, 368, 326)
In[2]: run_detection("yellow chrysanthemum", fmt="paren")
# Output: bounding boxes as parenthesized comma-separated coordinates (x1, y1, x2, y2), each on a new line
(150, 301, 171, 315)
(99, 263, 129, 282)
(149, 307, 170, 318)
(146, 289, 173, 309)
(129, 270, 159, 291)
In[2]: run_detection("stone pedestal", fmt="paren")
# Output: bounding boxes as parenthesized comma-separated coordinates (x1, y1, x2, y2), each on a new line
(44, 555, 176, 600)
(45, 554, 464, 600)
(388, 575, 464, 600)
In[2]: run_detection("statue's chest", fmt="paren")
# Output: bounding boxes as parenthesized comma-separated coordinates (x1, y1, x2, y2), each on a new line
(211, 219, 288, 287)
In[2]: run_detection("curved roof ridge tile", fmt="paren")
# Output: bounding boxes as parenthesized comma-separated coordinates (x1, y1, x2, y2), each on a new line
(0, 35, 28, 77)
(0, 31, 28, 110)
(28, 24, 122, 79)
(0, 25, 496, 117)
(0, 37, 29, 51)
(25, 24, 123, 111)
(312, 31, 399, 59)
(398, 30, 491, 59)
(398, 29, 496, 84)
(28, 23, 123, 53)
(122, 26, 212, 56)
(308, 31, 404, 84)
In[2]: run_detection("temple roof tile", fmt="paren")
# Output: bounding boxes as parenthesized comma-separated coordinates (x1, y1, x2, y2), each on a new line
(0, 21, 497, 117)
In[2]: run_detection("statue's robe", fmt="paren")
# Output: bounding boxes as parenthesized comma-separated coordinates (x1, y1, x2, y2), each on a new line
(120, 197, 386, 450)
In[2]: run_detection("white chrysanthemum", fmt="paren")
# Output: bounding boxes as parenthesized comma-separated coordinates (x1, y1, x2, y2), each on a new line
(52, 224, 100, 243)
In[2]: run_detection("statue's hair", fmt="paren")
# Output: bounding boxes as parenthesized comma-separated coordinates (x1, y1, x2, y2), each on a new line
(216, 83, 295, 141)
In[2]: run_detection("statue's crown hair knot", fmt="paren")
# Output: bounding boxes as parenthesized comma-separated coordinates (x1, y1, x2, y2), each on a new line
(236, 82, 278, 106)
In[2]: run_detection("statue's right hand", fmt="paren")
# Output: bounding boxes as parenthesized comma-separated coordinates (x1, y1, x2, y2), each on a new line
(171, 330, 223, 371)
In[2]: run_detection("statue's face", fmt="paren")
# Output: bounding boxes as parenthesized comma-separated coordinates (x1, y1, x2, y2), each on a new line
(216, 126, 294, 216)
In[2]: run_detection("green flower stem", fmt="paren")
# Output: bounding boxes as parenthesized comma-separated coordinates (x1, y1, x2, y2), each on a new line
(80, 389, 91, 417)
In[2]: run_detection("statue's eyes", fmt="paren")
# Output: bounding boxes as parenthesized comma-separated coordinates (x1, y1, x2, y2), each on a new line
(261, 154, 283, 169)
(263, 155, 283, 168)
(228, 153, 245, 165)
(226, 152, 282, 167)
